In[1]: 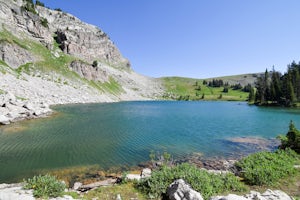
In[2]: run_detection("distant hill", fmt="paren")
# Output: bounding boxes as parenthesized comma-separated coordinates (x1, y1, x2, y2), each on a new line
(160, 73, 262, 101)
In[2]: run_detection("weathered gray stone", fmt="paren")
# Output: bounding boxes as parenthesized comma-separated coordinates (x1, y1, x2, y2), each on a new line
(23, 102, 34, 110)
(211, 190, 292, 200)
(0, 183, 34, 200)
(78, 178, 116, 191)
(0, 115, 10, 125)
(0, 42, 36, 69)
(72, 182, 82, 191)
(116, 194, 122, 200)
(167, 179, 203, 200)
(261, 189, 292, 200)
(141, 168, 152, 178)
(126, 174, 141, 181)
(49, 195, 76, 200)
(69, 60, 109, 82)
(210, 194, 248, 200)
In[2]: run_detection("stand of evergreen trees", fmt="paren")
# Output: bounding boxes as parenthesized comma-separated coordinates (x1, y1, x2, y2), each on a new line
(255, 61, 300, 106)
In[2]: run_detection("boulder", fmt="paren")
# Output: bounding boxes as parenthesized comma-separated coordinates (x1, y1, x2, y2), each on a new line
(7, 92, 16, 103)
(211, 189, 292, 200)
(210, 194, 248, 200)
(0, 183, 34, 200)
(23, 102, 34, 111)
(116, 194, 122, 200)
(262, 189, 292, 200)
(167, 179, 203, 200)
(72, 182, 82, 190)
(6, 111, 21, 121)
(141, 168, 151, 178)
(126, 174, 141, 181)
(49, 195, 76, 200)
(0, 115, 10, 125)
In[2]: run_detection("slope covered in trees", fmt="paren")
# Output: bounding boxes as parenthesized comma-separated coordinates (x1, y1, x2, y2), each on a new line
(255, 61, 300, 107)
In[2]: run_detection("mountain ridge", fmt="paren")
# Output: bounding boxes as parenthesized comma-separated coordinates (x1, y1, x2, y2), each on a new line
(0, 0, 163, 124)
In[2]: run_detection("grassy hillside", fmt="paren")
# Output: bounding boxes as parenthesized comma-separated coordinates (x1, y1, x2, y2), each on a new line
(161, 73, 261, 101)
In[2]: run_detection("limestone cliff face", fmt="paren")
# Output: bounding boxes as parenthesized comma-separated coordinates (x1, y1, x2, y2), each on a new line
(0, 0, 130, 68)
(37, 6, 130, 68)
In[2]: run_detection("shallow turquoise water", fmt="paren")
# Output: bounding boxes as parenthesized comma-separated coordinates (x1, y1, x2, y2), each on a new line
(0, 101, 300, 182)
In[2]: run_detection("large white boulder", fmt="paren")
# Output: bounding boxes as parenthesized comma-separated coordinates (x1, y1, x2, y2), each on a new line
(211, 189, 292, 200)
(0, 115, 10, 125)
(167, 179, 203, 200)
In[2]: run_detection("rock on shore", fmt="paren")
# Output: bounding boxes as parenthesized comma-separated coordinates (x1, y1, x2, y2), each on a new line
(0, 92, 52, 125)
(166, 179, 293, 200)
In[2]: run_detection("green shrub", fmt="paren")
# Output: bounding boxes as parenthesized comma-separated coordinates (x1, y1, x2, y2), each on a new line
(235, 149, 298, 186)
(92, 60, 98, 68)
(40, 18, 48, 28)
(137, 163, 246, 200)
(24, 174, 66, 198)
(35, 0, 45, 7)
(21, 0, 36, 14)
(278, 121, 300, 153)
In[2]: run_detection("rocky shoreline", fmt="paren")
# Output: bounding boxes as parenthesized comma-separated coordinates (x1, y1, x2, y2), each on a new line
(0, 167, 294, 200)
(0, 92, 52, 125)
(0, 69, 163, 126)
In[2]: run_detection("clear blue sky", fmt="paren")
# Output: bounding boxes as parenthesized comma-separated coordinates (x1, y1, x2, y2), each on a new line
(40, 0, 300, 78)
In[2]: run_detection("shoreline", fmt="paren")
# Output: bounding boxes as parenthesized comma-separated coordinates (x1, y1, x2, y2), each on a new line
(0, 97, 249, 126)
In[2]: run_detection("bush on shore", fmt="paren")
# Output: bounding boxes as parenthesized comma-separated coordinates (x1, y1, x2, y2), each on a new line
(278, 120, 300, 153)
(235, 149, 298, 186)
(137, 163, 246, 199)
(24, 174, 66, 198)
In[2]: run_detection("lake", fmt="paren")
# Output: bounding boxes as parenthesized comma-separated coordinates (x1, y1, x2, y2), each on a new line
(0, 101, 300, 182)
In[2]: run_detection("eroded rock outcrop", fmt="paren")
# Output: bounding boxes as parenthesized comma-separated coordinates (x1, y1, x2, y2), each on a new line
(0, 92, 52, 125)
(69, 60, 109, 82)
(0, 41, 36, 69)
(167, 179, 203, 200)
(37, 5, 130, 68)
(0, 0, 53, 47)
(0, 0, 129, 68)
(0, 183, 77, 200)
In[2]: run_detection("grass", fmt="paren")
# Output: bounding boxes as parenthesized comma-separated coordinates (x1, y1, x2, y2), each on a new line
(99, 77, 124, 95)
(83, 182, 147, 200)
(0, 60, 9, 74)
(249, 169, 300, 198)
(161, 76, 249, 101)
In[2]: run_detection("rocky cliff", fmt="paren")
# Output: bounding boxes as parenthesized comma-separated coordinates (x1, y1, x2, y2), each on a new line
(0, 0, 163, 124)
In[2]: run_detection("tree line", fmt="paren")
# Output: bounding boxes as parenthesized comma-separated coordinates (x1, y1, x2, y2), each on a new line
(255, 61, 300, 106)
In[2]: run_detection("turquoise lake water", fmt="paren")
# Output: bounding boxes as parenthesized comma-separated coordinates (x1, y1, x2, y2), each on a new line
(0, 101, 300, 182)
